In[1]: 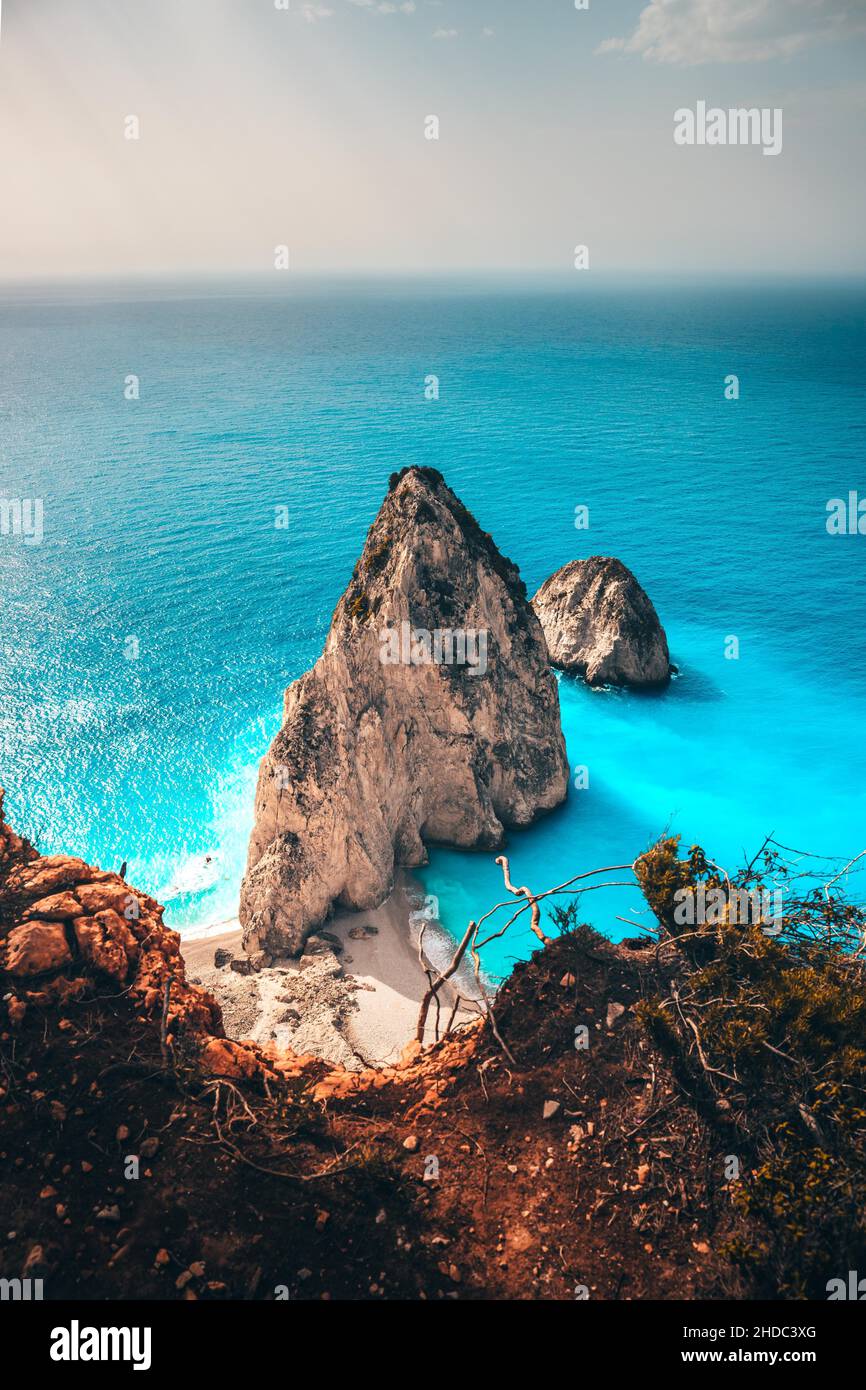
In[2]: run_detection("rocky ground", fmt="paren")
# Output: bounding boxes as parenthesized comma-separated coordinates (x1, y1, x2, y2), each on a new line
(1, 922, 739, 1300)
(0, 780, 741, 1304)
(5, 793, 860, 1302)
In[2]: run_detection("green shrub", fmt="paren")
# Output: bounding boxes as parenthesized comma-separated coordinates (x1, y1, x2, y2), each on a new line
(635, 836, 866, 1298)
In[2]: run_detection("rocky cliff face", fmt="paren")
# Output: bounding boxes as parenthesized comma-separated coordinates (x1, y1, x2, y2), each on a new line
(240, 467, 569, 960)
(532, 557, 671, 688)
(0, 788, 220, 1038)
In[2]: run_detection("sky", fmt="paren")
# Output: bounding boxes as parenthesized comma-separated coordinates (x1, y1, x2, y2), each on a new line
(0, 0, 864, 277)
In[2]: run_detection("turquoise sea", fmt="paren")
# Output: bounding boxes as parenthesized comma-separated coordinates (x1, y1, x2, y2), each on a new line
(1, 276, 865, 975)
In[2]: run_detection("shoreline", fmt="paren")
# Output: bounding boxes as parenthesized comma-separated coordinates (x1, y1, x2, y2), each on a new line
(178, 913, 244, 944)
(181, 874, 479, 1069)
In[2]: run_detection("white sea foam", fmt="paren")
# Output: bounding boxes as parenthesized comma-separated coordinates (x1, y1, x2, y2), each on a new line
(161, 849, 223, 900)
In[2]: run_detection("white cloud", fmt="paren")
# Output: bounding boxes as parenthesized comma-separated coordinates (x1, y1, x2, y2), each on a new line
(597, 0, 866, 65)
(433, 27, 458, 39)
(482, 27, 495, 38)
(349, 1, 417, 13)
(301, 2, 334, 21)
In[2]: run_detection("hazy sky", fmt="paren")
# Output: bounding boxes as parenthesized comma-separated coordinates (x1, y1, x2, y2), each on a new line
(0, 0, 864, 277)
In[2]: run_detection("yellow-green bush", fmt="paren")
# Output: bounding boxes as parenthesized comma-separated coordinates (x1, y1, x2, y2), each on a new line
(636, 836, 866, 1298)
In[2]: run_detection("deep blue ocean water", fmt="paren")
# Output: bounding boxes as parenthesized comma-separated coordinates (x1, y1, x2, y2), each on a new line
(1, 276, 864, 975)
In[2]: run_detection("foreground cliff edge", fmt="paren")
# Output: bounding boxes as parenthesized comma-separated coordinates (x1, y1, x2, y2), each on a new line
(3, 785, 864, 1300)
(240, 466, 569, 962)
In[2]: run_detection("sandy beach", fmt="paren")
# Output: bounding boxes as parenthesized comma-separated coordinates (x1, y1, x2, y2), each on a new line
(181, 877, 479, 1069)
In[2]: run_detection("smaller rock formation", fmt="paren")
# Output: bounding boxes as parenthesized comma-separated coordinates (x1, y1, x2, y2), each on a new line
(532, 557, 671, 688)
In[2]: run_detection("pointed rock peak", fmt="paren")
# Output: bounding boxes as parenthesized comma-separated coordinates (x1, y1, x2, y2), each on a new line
(533, 556, 671, 688)
(336, 466, 527, 633)
(240, 472, 568, 960)
(387, 467, 525, 585)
